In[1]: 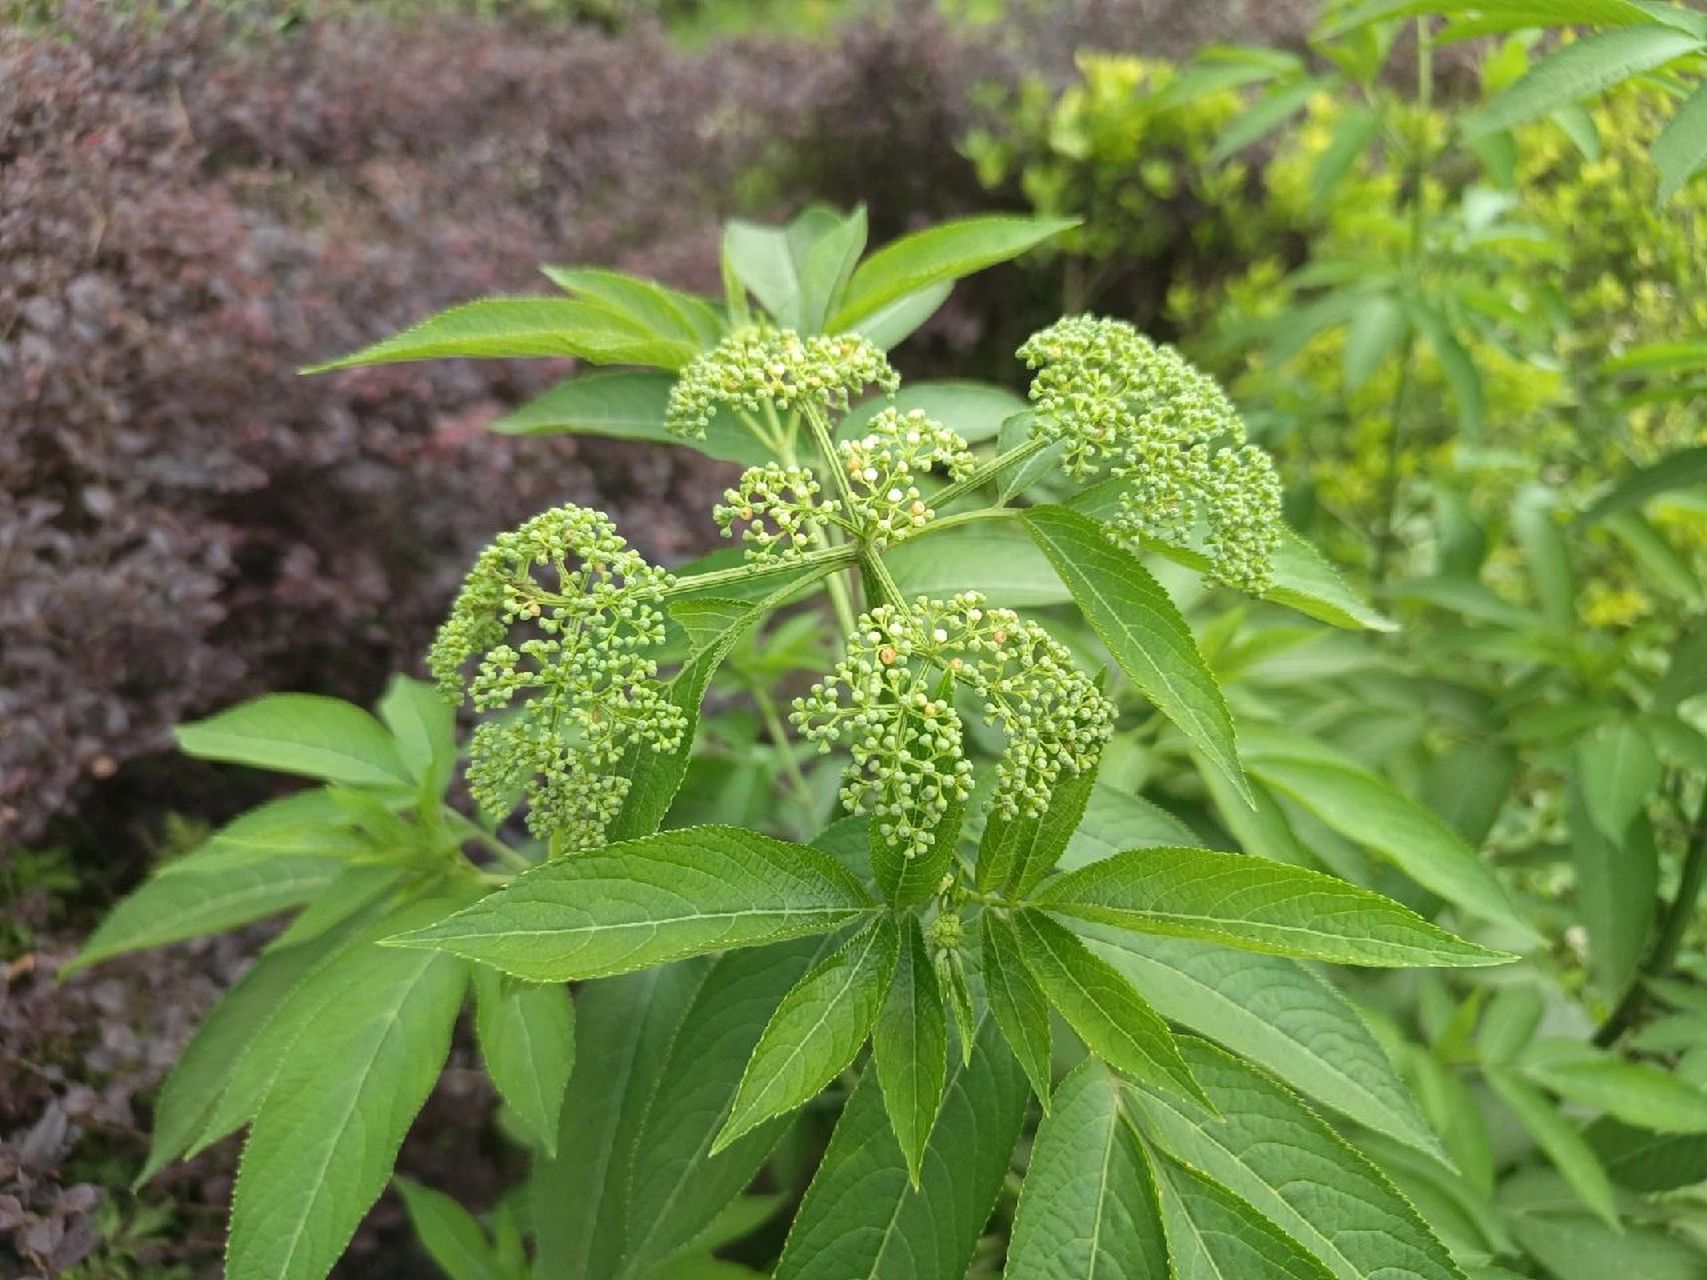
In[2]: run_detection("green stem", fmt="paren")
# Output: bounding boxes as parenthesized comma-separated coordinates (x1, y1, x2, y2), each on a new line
(753, 684, 815, 813)
(859, 544, 905, 610)
(907, 506, 1021, 541)
(780, 408, 859, 631)
(659, 544, 856, 600)
(933, 434, 1052, 513)
(1594, 785, 1707, 1047)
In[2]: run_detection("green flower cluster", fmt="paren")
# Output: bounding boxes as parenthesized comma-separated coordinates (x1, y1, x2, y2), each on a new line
(713, 462, 835, 558)
(1019, 315, 1282, 592)
(665, 326, 900, 439)
(428, 504, 684, 847)
(792, 593, 1114, 858)
(839, 407, 976, 543)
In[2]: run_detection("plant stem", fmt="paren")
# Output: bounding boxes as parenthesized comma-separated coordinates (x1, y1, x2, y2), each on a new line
(858, 544, 905, 610)
(1594, 785, 1707, 1046)
(933, 434, 1051, 513)
(908, 506, 1021, 540)
(660, 544, 855, 600)
(753, 683, 815, 814)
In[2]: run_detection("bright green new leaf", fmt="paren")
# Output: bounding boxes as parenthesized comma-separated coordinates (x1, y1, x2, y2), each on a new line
(67, 855, 340, 976)
(829, 215, 1076, 332)
(873, 916, 949, 1186)
(1129, 1037, 1464, 1280)
(1013, 909, 1206, 1106)
(1035, 846, 1514, 967)
(176, 693, 412, 789)
(715, 915, 899, 1153)
(1470, 27, 1705, 136)
(540, 265, 723, 349)
(379, 675, 456, 801)
(304, 297, 695, 373)
(772, 1021, 1030, 1280)
(1023, 505, 1252, 805)
(1484, 1066, 1620, 1228)
(473, 970, 576, 1157)
(1241, 726, 1533, 937)
(795, 206, 869, 333)
(388, 825, 876, 982)
(395, 1178, 506, 1280)
(1655, 81, 1707, 202)
(1158, 1157, 1336, 1280)
(225, 942, 468, 1280)
(1079, 927, 1444, 1158)
(979, 912, 1053, 1106)
(1005, 1061, 1170, 1280)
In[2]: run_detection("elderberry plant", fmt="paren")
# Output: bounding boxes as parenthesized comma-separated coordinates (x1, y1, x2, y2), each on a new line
(78, 208, 1519, 1280)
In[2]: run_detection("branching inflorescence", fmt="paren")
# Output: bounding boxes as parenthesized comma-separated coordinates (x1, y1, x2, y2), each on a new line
(1019, 315, 1283, 592)
(666, 326, 899, 440)
(429, 504, 685, 847)
(792, 593, 1115, 859)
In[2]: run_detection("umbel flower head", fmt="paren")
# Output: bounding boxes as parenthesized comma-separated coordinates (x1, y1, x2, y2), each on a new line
(666, 326, 900, 439)
(792, 593, 1115, 858)
(1018, 315, 1283, 593)
(714, 408, 976, 562)
(429, 504, 685, 847)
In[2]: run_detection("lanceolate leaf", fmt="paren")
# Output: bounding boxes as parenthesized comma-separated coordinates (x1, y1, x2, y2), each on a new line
(1013, 909, 1206, 1106)
(1158, 1157, 1336, 1280)
(1568, 779, 1658, 999)
(979, 912, 1053, 1106)
(772, 1021, 1030, 1280)
(67, 856, 341, 976)
(1484, 1066, 1620, 1228)
(225, 942, 469, 1280)
(1654, 81, 1707, 203)
(1078, 928, 1442, 1159)
(388, 826, 876, 982)
(1240, 727, 1533, 938)
(715, 915, 900, 1153)
(1470, 26, 1705, 136)
(1034, 846, 1513, 967)
(1579, 446, 1707, 524)
(305, 297, 695, 373)
(1005, 1061, 1170, 1280)
(1022, 505, 1252, 805)
(1127, 1037, 1464, 1280)
(394, 1178, 506, 1280)
(873, 916, 949, 1186)
(473, 970, 576, 1157)
(828, 216, 1076, 332)
(176, 694, 412, 789)
(540, 265, 723, 349)
(977, 752, 1099, 897)
(378, 675, 457, 802)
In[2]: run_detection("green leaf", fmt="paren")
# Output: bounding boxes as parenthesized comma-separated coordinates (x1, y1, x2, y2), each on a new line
(1409, 302, 1485, 440)
(1344, 294, 1409, 393)
(532, 939, 832, 1280)
(473, 970, 575, 1157)
(1035, 847, 1513, 967)
(1240, 726, 1534, 938)
(1013, 909, 1206, 1106)
(1484, 1066, 1620, 1228)
(1655, 616, 1707, 709)
(1310, 106, 1381, 212)
(849, 281, 953, 349)
(136, 931, 344, 1184)
(1058, 784, 1204, 871)
(225, 938, 469, 1280)
(1568, 780, 1657, 999)
(1078, 928, 1442, 1158)
(492, 371, 772, 467)
(163, 790, 369, 874)
(379, 675, 456, 801)
(1576, 721, 1661, 840)
(1128, 1037, 1464, 1280)
(979, 912, 1053, 1106)
(889, 519, 1070, 607)
(390, 825, 876, 982)
(795, 206, 869, 333)
(723, 219, 807, 330)
(1470, 27, 1706, 136)
(829, 216, 1077, 332)
(1655, 80, 1707, 201)
(1210, 79, 1318, 164)
(1520, 1046, 1707, 1131)
(1512, 486, 1575, 631)
(977, 750, 1099, 896)
(873, 915, 949, 1186)
(1005, 1061, 1170, 1280)
(1587, 1118, 1707, 1191)
(1158, 1157, 1337, 1280)
(304, 297, 696, 373)
(1022, 505, 1252, 805)
(267, 864, 402, 953)
(842, 380, 1030, 445)
(715, 915, 899, 1153)
(176, 694, 412, 789)
(540, 265, 723, 349)
(1580, 446, 1707, 524)
(67, 855, 340, 975)
(395, 1178, 505, 1280)
(772, 1020, 1030, 1280)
